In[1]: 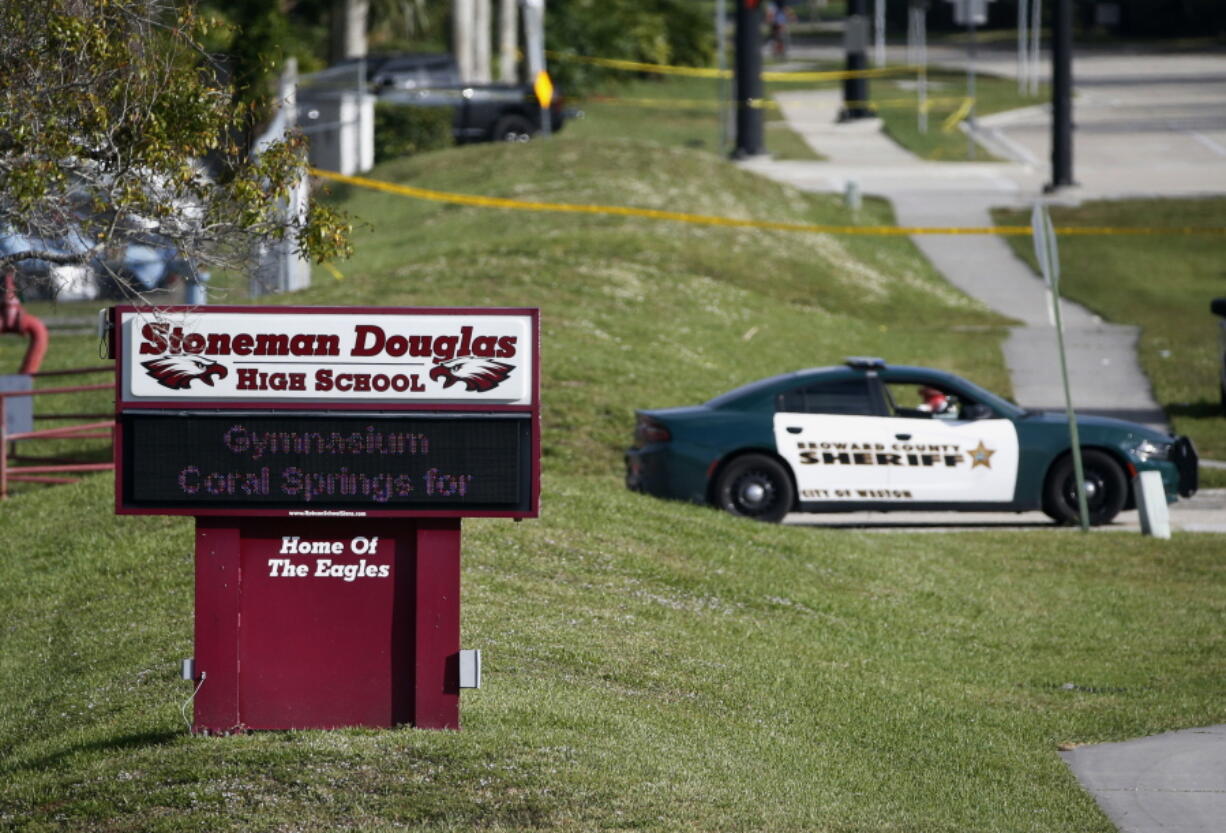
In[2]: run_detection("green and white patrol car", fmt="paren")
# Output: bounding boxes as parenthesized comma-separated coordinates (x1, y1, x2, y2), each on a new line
(626, 358, 1198, 525)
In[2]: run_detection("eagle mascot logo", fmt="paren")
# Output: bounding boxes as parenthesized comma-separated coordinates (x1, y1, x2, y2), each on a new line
(429, 356, 514, 393)
(141, 356, 229, 390)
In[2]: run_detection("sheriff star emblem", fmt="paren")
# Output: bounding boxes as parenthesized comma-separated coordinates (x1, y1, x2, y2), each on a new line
(969, 440, 996, 469)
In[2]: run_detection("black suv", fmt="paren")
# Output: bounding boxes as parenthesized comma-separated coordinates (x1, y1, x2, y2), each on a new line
(362, 53, 566, 143)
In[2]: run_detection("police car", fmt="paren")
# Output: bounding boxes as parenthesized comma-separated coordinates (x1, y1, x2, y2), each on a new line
(625, 358, 1198, 525)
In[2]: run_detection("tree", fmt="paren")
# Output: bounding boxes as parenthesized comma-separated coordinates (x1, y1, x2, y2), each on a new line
(0, 0, 351, 298)
(545, 0, 714, 95)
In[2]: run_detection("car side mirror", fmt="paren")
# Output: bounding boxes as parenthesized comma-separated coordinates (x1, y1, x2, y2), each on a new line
(963, 403, 994, 421)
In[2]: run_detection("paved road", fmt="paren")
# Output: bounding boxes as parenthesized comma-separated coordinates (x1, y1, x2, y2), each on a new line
(786, 43, 1226, 197)
(784, 488, 1226, 531)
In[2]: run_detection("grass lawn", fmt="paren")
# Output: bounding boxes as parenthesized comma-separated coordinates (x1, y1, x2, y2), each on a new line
(2, 140, 1224, 832)
(549, 51, 1043, 163)
(872, 67, 1047, 161)
(567, 74, 823, 161)
(992, 198, 1226, 481)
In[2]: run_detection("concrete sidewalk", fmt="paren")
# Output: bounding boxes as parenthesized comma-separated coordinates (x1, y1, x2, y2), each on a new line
(1062, 726, 1226, 833)
(739, 89, 1170, 430)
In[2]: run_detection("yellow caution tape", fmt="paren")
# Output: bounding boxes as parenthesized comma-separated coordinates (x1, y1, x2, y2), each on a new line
(545, 51, 919, 82)
(941, 97, 976, 133)
(582, 96, 779, 110)
(583, 94, 972, 116)
(311, 169, 1225, 238)
(765, 65, 922, 82)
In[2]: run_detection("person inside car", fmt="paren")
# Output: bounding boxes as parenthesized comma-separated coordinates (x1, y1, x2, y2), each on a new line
(916, 386, 950, 414)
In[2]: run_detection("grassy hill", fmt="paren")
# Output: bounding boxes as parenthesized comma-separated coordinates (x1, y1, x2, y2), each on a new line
(3, 138, 1224, 832)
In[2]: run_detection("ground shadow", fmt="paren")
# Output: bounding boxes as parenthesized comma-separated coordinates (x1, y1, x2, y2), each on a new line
(1, 729, 181, 776)
(1165, 400, 1223, 420)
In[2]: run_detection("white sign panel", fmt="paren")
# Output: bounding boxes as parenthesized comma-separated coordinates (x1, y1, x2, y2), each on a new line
(117, 307, 536, 406)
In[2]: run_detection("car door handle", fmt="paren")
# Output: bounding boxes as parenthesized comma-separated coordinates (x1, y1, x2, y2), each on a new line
(895, 433, 911, 441)
(786, 426, 803, 434)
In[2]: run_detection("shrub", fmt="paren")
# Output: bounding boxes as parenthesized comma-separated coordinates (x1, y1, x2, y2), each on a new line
(373, 103, 453, 163)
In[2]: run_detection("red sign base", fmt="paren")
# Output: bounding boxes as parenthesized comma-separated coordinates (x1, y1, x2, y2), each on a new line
(191, 516, 462, 732)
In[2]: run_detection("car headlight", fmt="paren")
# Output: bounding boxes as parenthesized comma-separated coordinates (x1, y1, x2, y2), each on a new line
(1131, 438, 1172, 462)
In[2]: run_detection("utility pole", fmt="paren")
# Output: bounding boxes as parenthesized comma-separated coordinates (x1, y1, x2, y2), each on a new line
(717, 0, 731, 154)
(733, 0, 764, 157)
(1049, 0, 1074, 188)
(841, 0, 871, 120)
(874, 0, 886, 67)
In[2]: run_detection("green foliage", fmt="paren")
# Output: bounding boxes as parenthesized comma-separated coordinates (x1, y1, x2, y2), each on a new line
(565, 74, 822, 160)
(373, 103, 455, 164)
(0, 0, 350, 294)
(546, 0, 715, 95)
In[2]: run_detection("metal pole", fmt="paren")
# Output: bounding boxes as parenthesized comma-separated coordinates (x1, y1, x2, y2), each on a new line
(842, 0, 871, 120)
(1032, 202, 1089, 530)
(874, 0, 886, 66)
(717, 0, 730, 154)
(1050, 264, 1091, 532)
(1050, 0, 1074, 188)
(522, 0, 549, 138)
(1029, 0, 1042, 96)
(733, 0, 764, 156)
(918, 7, 927, 134)
(1017, 0, 1029, 94)
(966, 2, 977, 160)
(912, 3, 928, 134)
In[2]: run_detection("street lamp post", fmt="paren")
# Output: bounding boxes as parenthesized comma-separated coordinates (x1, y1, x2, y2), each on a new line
(1049, 0, 1074, 188)
(841, 0, 872, 120)
(733, 0, 764, 156)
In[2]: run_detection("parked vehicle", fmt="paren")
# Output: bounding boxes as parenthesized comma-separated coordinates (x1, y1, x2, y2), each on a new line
(354, 53, 566, 142)
(1, 229, 207, 303)
(0, 228, 97, 300)
(626, 357, 1198, 525)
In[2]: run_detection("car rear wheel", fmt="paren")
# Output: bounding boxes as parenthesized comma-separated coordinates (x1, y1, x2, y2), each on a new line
(492, 115, 534, 142)
(713, 454, 794, 523)
(1042, 449, 1128, 526)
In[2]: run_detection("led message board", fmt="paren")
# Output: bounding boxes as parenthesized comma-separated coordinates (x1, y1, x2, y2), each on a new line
(121, 412, 532, 514)
(112, 306, 540, 518)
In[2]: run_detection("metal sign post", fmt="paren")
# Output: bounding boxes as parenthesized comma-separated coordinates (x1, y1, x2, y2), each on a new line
(522, 0, 549, 138)
(874, 0, 886, 67)
(1031, 204, 1090, 531)
(717, 0, 730, 154)
(909, 1, 929, 134)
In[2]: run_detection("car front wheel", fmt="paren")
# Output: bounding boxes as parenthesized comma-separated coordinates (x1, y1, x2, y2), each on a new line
(713, 454, 795, 523)
(1042, 449, 1128, 526)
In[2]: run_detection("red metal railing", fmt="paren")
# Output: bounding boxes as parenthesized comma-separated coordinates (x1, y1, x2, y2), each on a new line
(0, 366, 114, 499)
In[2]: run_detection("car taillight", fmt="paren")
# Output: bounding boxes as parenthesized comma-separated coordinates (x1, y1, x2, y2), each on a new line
(634, 415, 671, 446)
